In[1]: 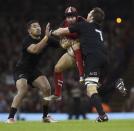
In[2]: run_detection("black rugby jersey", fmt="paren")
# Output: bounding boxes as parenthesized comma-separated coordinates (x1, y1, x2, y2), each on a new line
(69, 21, 106, 56)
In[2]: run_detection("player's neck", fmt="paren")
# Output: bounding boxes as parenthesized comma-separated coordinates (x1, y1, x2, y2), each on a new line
(30, 34, 40, 40)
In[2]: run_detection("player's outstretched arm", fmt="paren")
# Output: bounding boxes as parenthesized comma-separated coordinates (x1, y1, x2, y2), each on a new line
(27, 23, 50, 54)
(52, 27, 70, 37)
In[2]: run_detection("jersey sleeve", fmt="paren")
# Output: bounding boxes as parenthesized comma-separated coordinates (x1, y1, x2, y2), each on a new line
(22, 37, 37, 49)
(22, 37, 34, 50)
(68, 23, 80, 34)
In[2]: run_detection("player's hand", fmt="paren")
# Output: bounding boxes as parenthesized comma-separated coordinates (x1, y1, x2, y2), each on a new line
(45, 22, 51, 37)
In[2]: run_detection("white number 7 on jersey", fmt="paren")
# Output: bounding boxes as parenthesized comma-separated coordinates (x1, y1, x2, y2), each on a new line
(95, 29, 103, 41)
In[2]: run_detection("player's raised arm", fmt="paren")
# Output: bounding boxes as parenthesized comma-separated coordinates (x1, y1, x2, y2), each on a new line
(27, 23, 50, 54)
(51, 27, 70, 37)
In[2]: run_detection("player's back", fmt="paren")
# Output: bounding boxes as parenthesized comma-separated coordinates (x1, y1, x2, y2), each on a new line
(75, 21, 106, 56)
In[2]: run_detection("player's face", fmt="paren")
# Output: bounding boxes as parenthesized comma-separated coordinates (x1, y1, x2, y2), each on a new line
(66, 16, 77, 25)
(87, 10, 94, 23)
(28, 22, 41, 37)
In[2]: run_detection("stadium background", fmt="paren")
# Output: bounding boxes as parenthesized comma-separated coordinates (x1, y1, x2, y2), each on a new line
(0, 0, 134, 120)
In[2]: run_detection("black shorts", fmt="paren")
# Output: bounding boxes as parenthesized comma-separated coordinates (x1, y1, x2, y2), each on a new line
(14, 68, 43, 85)
(84, 52, 107, 78)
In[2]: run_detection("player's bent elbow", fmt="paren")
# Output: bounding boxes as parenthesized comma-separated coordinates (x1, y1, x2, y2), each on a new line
(27, 48, 41, 54)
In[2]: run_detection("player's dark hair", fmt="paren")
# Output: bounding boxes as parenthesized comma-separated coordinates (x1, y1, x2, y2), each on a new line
(26, 20, 39, 30)
(92, 7, 105, 24)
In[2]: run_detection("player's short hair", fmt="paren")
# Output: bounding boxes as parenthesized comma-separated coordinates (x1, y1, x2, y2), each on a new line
(26, 20, 39, 30)
(65, 6, 78, 17)
(92, 7, 105, 24)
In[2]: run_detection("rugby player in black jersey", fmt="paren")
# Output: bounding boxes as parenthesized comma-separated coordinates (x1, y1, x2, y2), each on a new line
(50, 7, 109, 122)
(7, 20, 57, 123)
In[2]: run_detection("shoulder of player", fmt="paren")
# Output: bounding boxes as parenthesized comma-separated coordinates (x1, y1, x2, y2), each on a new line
(77, 16, 86, 22)
(76, 19, 88, 27)
(22, 35, 39, 47)
(23, 35, 41, 43)
(22, 35, 32, 43)
(83, 22, 97, 28)
(91, 22, 102, 29)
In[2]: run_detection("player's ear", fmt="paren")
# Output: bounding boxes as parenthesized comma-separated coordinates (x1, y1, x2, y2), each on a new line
(28, 28, 31, 34)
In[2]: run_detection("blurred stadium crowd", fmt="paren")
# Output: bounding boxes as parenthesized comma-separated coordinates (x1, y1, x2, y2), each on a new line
(0, 0, 134, 116)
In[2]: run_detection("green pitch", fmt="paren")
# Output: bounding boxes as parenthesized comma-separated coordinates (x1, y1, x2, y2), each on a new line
(1, 120, 134, 131)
